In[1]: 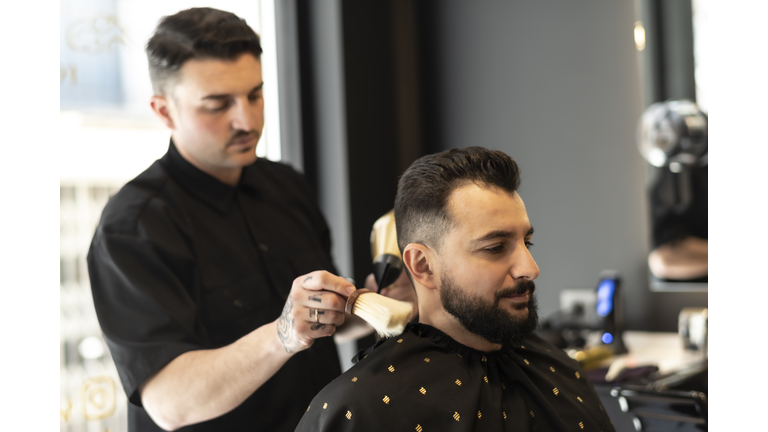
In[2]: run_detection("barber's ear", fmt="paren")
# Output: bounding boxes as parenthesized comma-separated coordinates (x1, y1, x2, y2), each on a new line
(403, 244, 437, 290)
(150, 95, 175, 129)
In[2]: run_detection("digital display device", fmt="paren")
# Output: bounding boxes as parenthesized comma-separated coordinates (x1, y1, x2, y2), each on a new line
(596, 279, 616, 317)
(595, 272, 627, 354)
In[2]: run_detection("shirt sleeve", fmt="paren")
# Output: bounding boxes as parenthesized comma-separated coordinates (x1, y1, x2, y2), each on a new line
(87, 198, 203, 407)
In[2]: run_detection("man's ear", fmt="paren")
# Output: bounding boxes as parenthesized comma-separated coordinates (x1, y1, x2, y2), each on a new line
(402, 244, 437, 290)
(150, 95, 175, 129)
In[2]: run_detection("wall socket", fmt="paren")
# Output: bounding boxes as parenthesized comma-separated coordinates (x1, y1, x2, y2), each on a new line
(560, 289, 597, 315)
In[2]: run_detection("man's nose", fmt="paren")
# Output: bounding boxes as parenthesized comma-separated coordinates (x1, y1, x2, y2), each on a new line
(510, 246, 540, 281)
(230, 99, 262, 132)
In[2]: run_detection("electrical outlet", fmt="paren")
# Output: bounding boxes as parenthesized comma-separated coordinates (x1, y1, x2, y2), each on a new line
(560, 289, 596, 316)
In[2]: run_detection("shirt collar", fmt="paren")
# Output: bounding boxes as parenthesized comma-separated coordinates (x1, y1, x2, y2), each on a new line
(238, 159, 266, 192)
(160, 140, 240, 213)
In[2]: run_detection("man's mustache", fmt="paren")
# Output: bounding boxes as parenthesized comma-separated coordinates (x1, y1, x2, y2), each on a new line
(496, 280, 536, 300)
(227, 130, 259, 146)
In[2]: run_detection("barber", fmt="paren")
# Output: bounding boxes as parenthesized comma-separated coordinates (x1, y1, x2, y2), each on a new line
(87, 7, 412, 432)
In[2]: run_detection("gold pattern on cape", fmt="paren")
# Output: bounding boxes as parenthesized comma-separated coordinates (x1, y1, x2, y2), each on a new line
(553, 387, 560, 396)
(530, 410, 535, 417)
(501, 383, 506, 389)
(503, 411, 507, 419)
(521, 345, 526, 349)
(424, 358, 430, 363)
(397, 339, 403, 343)
(455, 379, 462, 386)
(306, 405, 310, 411)
(483, 376, 488, 383)
(345, 410, 352, 420)
(383, 395, 391, 404)
(579, 421, 584, 429)
(419, 387, 426, 395)
(577, 396, 583, 403)
(388, 365, 395, 372)
(524, 359, 530, 365)
(575, 371, 581, 379)
(351, 377, 358, 382)
(477, 410, 482, 419)
(453, 412, 460, 421)
(482, 356, 487, 362)
(323, 403, 328, 409)
(415, 425, 423, 432)
(550, 366, 556, 373)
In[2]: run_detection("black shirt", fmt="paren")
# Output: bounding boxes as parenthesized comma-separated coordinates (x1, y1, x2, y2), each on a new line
(87, 142, 342, 432)
(296, 323, 615, 432)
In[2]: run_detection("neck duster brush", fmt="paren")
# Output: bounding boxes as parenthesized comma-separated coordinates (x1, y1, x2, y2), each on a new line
(346, 289, 413, 338)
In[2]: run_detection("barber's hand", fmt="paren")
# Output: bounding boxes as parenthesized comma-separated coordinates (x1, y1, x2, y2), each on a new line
(364, 271, 418, 319)
(276, 270, 356, 353)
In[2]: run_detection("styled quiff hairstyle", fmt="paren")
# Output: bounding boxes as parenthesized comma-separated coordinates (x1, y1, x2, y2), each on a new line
(146, 7, 263, 95)
(394, 147, 521, 254)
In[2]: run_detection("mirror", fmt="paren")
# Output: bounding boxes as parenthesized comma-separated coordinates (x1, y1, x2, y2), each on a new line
(635, 0, 709, 292)
(638, 101, 707, 292)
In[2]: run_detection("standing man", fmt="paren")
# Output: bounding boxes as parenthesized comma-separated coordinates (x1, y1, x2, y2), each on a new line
(87, 7, 396, 431)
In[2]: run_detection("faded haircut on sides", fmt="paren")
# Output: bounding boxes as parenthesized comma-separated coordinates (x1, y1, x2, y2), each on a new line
(146, 7, 263, 96)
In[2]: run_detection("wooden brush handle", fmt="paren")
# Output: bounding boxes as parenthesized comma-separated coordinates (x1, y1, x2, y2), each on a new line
(345, 289, 373, 314)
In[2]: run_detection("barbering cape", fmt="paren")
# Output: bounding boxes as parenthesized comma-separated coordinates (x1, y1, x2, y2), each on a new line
(295, 323, 615, 432)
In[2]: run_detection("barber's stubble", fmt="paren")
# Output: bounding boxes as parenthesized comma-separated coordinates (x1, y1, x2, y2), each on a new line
(440, 270, 539, 346)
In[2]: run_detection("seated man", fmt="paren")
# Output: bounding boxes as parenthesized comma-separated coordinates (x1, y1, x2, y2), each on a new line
(295, 147, 615, 432)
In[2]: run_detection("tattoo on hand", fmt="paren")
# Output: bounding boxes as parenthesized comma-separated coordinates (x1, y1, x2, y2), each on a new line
(309, 294, 322, 303)
(277, 297, 297, 353)
(311, 324, 327, 331)
(304, 275, 314, 283)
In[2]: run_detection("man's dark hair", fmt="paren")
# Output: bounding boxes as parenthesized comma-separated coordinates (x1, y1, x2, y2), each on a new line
(146, 7, 263, 95)
(394, 147, 521, 254)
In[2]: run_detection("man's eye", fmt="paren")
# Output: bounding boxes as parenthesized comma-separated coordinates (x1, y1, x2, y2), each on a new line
(485, 245, 505, 254)
(525, 241, 534, 250)
(249, 93, 262, 102)
(204, 101, 230, 112)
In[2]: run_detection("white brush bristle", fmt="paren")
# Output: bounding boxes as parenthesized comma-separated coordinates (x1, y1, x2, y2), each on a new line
(352, 292, 413, 338)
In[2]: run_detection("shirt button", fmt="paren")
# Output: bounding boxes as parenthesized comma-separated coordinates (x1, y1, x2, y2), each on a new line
(258, 243, 269, 252)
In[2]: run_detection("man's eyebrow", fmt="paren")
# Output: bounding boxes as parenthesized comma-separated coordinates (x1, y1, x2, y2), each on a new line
(472, 230, 512, 244)
(201, 83, 264, 101)
(471, 226, 534, 244)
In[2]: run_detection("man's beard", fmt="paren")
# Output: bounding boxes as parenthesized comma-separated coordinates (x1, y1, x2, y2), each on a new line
(440, 270, 539, 346)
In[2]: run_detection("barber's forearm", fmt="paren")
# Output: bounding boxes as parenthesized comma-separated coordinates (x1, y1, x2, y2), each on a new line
(140, 321, 291, 431)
